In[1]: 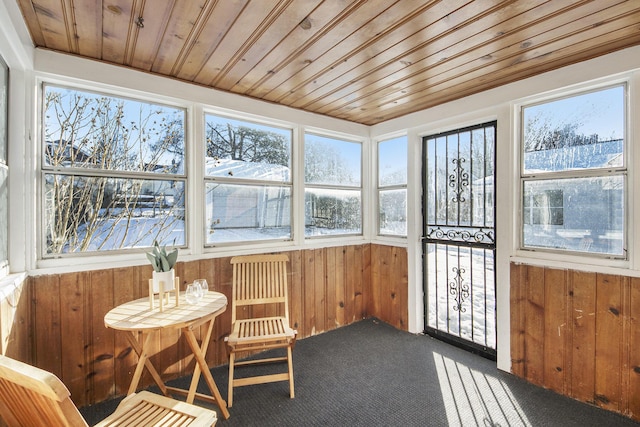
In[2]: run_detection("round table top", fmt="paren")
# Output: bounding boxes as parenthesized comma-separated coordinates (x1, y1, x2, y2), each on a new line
(104, 291, 227, 331)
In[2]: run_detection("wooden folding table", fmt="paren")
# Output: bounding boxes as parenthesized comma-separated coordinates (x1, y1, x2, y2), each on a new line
(104, 291, 230, 420)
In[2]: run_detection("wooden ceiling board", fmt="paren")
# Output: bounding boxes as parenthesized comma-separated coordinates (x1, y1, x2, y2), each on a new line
(319, 1, 639, 122)
(425, 5, 640, 97)
(244, 0, 382, 100)
(263, 0, 430, 104)
(129, 0, 174, 70)
(230, 0, 360, 95)
(213, 0, 324, 90)
(277, 0, 450, 108)
(348, 15, 640, 124)
(292, 0, 527, 113)
(13, 0, 640, 125)
(71, 0, 102, 58)
(29, 0, 75, 52)
(15, 0, 46, 46)
(173, 0, 248, 81)
(149, 0, 213, 76)
(163, 0, 224, 78)
(101, 0, 134, 64)
(313, 0, 604, 118)
(384, 31, 640, 124)
(193, 0, 286, 86)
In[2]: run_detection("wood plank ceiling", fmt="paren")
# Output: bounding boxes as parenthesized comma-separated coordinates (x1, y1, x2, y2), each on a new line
(15, 0, 640, 125)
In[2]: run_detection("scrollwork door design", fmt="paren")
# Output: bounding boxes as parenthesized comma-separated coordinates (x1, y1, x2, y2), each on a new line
(423, 122, 497, 357)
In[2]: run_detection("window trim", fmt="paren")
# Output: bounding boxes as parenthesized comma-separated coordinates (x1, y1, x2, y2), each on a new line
(31, 74, 370, 270)
(303, 131, 364, 239)
(376, 135, 408, 238)
(202, 111, 294, 247)
(518, 83, 628, 260)
(38, 82, 189, 259)
(0, 53, 8, 278)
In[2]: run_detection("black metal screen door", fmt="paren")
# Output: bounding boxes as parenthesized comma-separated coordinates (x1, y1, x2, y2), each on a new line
(422, 122, 496, 358)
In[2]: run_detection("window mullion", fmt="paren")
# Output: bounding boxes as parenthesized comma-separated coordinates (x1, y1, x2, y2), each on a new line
(522, 167, 626, 181)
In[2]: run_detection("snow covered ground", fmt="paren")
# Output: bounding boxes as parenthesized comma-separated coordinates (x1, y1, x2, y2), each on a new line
(426, 243, 496, 349)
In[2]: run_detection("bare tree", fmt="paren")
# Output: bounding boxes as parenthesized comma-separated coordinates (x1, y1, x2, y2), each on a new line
(205, 122, 289, 166)
(44, 87, 185, 254)
(304, 139, 357, 185)
(304, 139, 360, 231)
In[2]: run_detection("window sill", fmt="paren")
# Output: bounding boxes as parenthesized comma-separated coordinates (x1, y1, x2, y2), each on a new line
(0, 272, 28, 298)
(510, 251, 637, 277)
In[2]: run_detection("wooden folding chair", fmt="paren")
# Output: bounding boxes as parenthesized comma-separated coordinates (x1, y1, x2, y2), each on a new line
(225, 254, 297, 407)
(0, 354, 217, 426)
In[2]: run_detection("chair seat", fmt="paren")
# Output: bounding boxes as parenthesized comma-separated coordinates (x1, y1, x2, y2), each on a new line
(96, 391, 217, 426)
(227, 316, 296, 345)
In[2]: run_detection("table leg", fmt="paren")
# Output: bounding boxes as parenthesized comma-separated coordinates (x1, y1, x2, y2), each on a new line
(185, 319, 215, 402)
(123, 331, 168, 396)
(183, 327, 230, 420)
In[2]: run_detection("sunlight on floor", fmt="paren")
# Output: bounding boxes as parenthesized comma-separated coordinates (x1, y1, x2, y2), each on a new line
(433, 351, 531, 427)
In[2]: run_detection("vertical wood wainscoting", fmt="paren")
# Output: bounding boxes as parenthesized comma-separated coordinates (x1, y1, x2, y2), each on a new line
(511, 262, 640, 421)
(10, 244, 407, 407)
(370, 244, 408, 329)
(0, 278, 31, 362)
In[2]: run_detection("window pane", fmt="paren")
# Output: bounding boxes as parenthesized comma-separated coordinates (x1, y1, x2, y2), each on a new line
(205, 155, 290, 182)
(204, 114, 291, 182)
(0, 166, 7, 266)
(0, 56, 6, 164)
(305, 188, 361, 236)
(0, 56, 7, 271)
(378, 136, 407, 186)
(44, 174, 185, 254)
(305, 134, 361, 186)
(523, 176, 624, 256)
(523, 86, 624, 173)
(205, 183, 291, 243)
(44, 86, 185, 174)
(379, 189, 407, 236)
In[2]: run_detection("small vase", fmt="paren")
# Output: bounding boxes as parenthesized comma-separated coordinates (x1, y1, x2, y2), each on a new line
(152, 269, 175, 293)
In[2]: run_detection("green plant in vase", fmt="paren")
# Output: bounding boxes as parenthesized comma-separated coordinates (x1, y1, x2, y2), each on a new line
(146, 241, 178, 272)
(147, 241, 178, 293)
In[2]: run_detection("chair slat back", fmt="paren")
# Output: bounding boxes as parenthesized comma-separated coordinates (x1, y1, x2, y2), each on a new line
(0, 355, 88, 427)
(230, 254, 290, 323)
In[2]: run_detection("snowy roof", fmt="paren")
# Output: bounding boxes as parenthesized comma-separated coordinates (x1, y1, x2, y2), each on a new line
(205, 157, 290, 181)
(524, 139, 622, 172)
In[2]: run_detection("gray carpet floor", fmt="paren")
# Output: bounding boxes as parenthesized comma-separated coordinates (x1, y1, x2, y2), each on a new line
(80, 318, 639, 426)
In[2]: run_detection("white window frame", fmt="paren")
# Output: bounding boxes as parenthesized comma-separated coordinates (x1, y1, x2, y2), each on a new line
(0, 53, 7, 278)
(202, 110, 294, 247)
(376, 134, 408, 238)
(32, 70, 369, 270)
(38, 80, 189, 261)
(517, 82, 629, 263)
(303, 130, 364, 239)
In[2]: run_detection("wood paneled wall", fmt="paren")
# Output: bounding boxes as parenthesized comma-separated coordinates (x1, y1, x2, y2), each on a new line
(2, 244, 407, 407)
(0, 279, 30, 362)
(370, 244, 408, 329)
(511, 262, 640, 421)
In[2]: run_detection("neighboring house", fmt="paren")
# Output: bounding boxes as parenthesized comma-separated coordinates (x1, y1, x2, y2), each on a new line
(205, 157, 290, 230)
(46, 139, 180, 212)
(522, 139, 623, 253)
